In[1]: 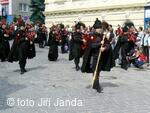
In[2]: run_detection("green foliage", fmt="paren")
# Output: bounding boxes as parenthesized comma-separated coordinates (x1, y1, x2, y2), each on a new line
(30, 0, 45, 24)
(13, 15, 18, 23)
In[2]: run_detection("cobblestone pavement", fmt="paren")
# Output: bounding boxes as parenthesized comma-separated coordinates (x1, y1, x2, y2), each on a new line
(0, 45, 150, 113)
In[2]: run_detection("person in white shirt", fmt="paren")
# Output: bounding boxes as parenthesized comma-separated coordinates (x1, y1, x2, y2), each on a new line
(136, 27, 144, 48)
(141, 29, 149, 65)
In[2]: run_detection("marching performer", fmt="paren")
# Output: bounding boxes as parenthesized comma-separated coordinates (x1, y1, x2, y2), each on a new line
(0, 22, 10, 62)
(114, 21, 136, 70)
(37, 24, 47, 48)
(70, 22, 86, 71)
(59, 24, 68, 53)
(48, 26, 59, 61)
(8, 23, 36, 74)
(81, 20, 115, 93)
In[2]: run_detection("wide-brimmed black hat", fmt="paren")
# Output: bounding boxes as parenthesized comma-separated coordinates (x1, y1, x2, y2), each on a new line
(60, 24, 64, 29)
(93, 22, 102, 29)
(93, 18, 102, 29)
(75, 22, 86, 29)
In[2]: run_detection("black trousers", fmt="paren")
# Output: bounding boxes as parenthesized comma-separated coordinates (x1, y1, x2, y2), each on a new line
(74, 57, 80, 67)
(61, 43, 65, 53)
(114, 39, 121, 60)
(121, 44, 128, 69)
(18, 42, 28, 71)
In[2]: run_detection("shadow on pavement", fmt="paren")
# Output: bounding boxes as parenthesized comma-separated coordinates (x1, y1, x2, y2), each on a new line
(101, 82, 119, 88)
(86, 82, 119, 89)
(0, 77, 26, 111)
(13, 65, 46, 72)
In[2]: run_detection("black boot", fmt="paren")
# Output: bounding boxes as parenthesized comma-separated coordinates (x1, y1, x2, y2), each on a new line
(23, 68, 27, 72)
(76, 65, 80, 71)
(20, 64, 26, 74)
(74, 58, 80, 71)
(92, 78, 102, 93)
(20, 68, 25, 74)
(23, 63, 27, 72)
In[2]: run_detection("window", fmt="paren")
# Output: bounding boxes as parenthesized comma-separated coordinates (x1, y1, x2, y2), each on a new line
(19, 3, 29, 12)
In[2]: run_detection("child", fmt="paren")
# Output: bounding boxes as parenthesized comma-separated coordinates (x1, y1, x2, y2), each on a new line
(128, 49, 147, 68)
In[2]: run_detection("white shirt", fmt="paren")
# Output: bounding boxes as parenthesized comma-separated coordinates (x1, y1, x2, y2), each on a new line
(141, 34, 149, 46)
(148, 35, 150, 46)
(137, 31, 144, 41)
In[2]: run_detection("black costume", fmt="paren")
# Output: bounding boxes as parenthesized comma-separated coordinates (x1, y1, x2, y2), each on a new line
(81, 21, 115, 93)
(60, 29, 68, 53)
(37, 27, 46, 48)
(81, 32, 115, 91)
(0, 26, 10, 62)
(114, 27, 129, 70)
(48, 30, 59, 61)
(8, 27, 36, 74)
(72, 29, 83, 71)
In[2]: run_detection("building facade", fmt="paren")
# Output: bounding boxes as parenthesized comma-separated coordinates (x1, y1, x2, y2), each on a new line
(0, 0, 31, 23)
(45, 0, 150, 29)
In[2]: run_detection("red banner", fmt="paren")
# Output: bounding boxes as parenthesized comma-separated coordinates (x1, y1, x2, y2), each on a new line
(0, 0, 9, 4)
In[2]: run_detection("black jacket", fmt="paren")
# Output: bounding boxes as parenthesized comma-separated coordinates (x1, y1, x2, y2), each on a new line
(81, 32, 115, 73)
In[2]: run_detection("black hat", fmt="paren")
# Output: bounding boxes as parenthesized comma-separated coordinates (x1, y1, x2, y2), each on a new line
(60, 24, 64, 29)
(75, 23, 81, 29)
(122, 26, 128, 32)
(93, 18, 102, 29)
(93, 23, 102, 29)
(95, 18, 101, 25)
(123, 19, 134, 29)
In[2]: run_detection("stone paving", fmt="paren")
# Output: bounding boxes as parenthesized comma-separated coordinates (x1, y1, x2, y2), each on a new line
(0, 45, 150, 113)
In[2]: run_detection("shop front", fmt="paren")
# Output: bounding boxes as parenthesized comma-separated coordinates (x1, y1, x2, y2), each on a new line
(144, 2, 150, 28)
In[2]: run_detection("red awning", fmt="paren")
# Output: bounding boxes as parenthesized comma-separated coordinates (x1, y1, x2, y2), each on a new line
(0, 0, 9, 4)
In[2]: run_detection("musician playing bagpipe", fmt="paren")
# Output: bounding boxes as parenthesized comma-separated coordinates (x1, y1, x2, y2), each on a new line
(59, 24, 68, 53)
(69, 22, 86, 71)
(48, 25, 60, 61)
(114, 20, 137, 70)
(0, 22, 10, 62)
(81, 20, 115, 93)
(8, 22, 36, 74)
(127, 26, 138, 52)
(37, 23, 47, 48)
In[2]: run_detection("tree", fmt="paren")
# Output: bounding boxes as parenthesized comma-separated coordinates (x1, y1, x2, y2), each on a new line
(30, 0, 45, 24)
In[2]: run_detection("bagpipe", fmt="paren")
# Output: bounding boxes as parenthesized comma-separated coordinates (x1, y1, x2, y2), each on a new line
(81, 21, 110, 50)
(2, 26, 11, 39)
(55, 31, 61, 42)
(25, 27, 36, 59)
(74, 22, 96, 50)
(115, 26, 122, 36)
(81, 31, 96, 50)
(26, 30, 36, 42)
(127, 29, 137, 42)
(122, 20, 137, 42)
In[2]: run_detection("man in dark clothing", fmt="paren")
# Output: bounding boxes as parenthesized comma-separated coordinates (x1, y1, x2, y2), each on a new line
(59, 24, 68, 53)
(114, 27, 129, 70)
(17, 26, 29, 74)
(8, 24, 36, 74)
(37, 25, 46, 48)
(0, 24, 10, 62)
(72, 23, 85, 71)
(81, 21, 115, 93)
(48, 28, 59, 61)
